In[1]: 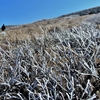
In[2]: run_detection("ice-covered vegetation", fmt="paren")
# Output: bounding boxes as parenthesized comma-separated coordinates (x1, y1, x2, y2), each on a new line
(0, 24, 100, 100)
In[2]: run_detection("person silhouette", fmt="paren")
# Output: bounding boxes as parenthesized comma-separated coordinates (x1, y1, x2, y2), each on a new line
(1, 24, 6, 31)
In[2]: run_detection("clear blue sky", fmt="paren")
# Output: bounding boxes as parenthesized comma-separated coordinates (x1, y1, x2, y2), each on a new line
(0, 0, 100, 26)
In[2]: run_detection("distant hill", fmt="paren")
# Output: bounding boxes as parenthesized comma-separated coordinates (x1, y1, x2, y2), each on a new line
(1, 6, 100, 42)
(59, 6, 100, 17)
(0, 6, 100, 100)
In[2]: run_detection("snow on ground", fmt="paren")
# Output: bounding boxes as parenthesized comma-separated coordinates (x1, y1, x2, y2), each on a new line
(84, 13, 100, 25)
(0, 31, 7, 36)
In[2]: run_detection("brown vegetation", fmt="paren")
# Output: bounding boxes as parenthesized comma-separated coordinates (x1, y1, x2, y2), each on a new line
(0, 7, 100, 99)
(0, 14, 92, 43)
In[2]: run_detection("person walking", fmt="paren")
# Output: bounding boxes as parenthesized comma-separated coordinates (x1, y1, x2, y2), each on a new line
(1, 24, 6, 31)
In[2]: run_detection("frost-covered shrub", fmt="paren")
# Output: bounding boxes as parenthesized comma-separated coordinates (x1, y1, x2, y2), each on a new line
(0, 24, 100, 100)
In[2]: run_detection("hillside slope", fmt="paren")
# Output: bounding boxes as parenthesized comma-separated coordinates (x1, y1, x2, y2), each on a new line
(0, 7, 100, 43)
(0, 6, 100, 99)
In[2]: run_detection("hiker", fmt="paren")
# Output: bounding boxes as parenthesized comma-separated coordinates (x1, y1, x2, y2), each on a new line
(1, 24, 6, 31)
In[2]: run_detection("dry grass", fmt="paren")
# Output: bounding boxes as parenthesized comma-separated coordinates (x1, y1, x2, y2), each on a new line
(0, 14, 92, 44)
(0, 24, 100, 99)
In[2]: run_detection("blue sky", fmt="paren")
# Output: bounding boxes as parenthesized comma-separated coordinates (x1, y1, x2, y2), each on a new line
(0, 0, 100, 26)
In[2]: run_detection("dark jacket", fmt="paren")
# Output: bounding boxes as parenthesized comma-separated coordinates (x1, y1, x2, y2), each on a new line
(1, 24, 6, 31)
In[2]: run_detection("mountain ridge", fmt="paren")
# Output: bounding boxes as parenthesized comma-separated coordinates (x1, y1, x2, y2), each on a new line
(58, 6, 100, 18)
(1, 6, 100, 42)
(5, 6, 100, 28)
